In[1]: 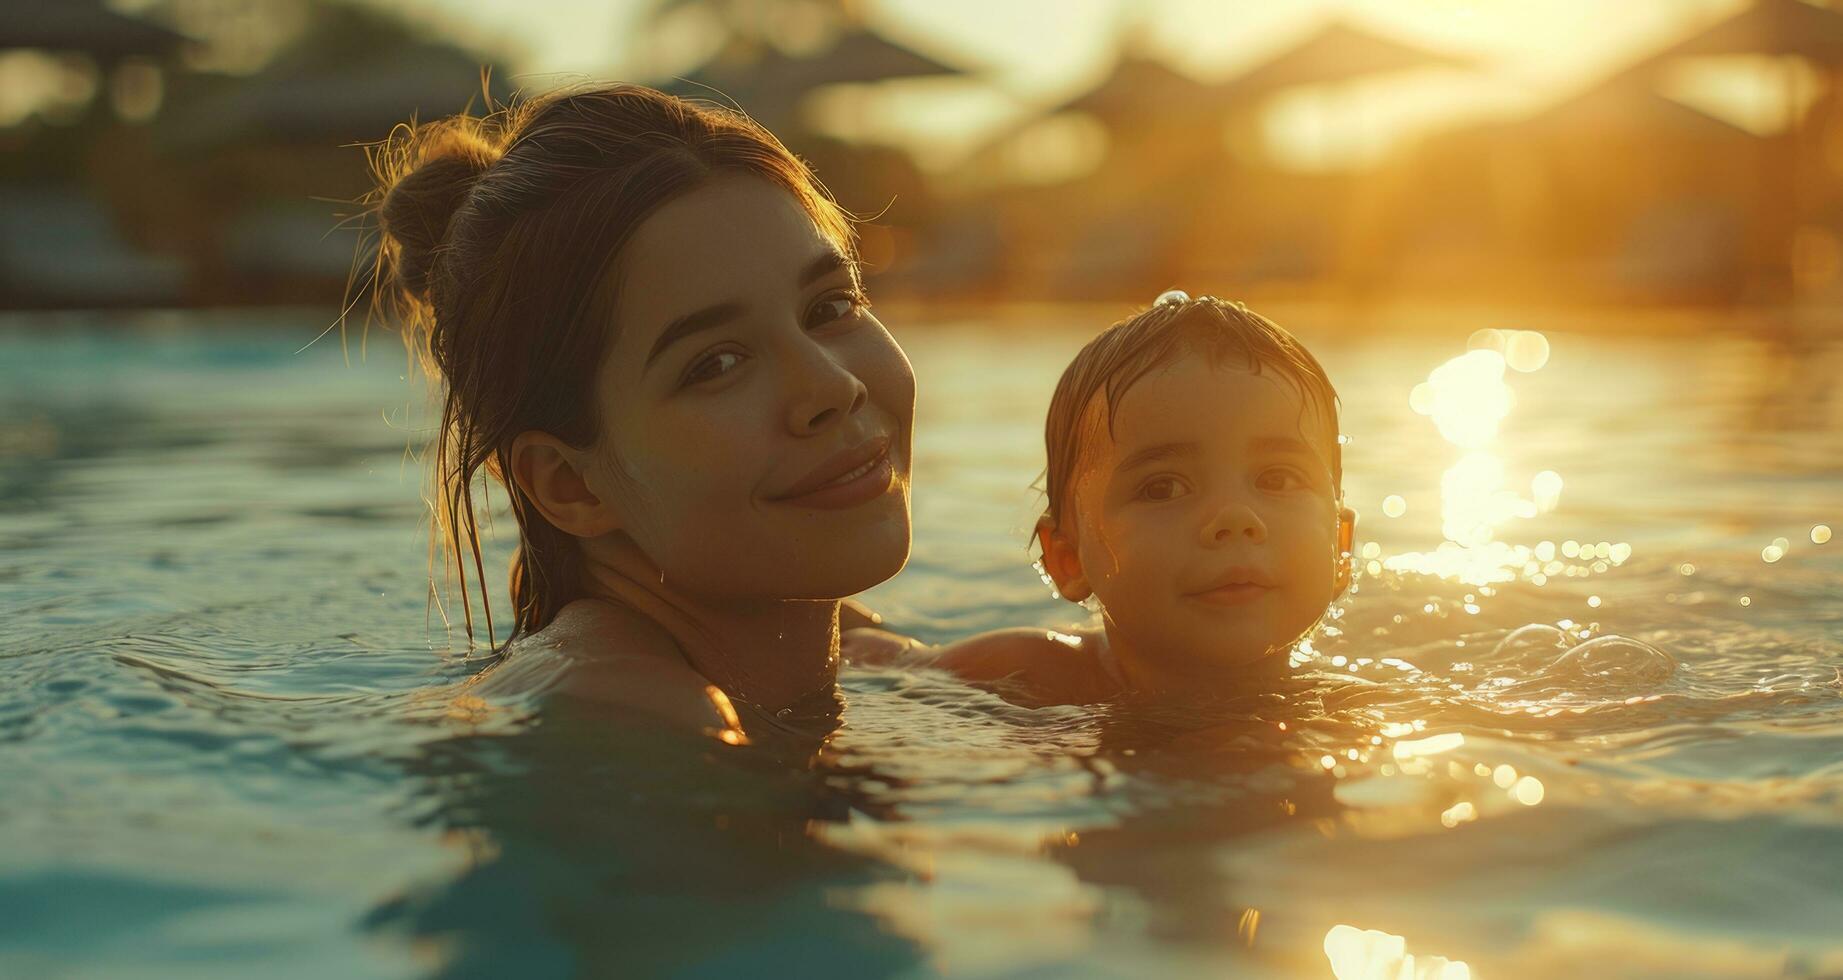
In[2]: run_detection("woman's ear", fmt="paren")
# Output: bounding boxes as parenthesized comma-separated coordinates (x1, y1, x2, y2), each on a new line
(509, 430, 622, 539)
(1333, 505, 1357, 596)
(1035, 515, 1091, 604)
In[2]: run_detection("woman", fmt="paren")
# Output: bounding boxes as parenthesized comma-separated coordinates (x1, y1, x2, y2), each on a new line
(366, 83, 915, 736)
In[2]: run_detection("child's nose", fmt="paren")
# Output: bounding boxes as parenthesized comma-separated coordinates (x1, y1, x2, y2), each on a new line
(1202, 501, 1268, 546)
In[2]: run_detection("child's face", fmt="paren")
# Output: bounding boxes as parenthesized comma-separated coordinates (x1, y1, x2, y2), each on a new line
(1044, 353, 1349, 677)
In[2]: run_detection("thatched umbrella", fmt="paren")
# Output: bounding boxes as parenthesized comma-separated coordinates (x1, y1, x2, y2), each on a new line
(0, 0, 188, 60)
(1523, 73, 1754, 140)
(1215, 17, 1477, 170)
(1054, 55, 1220, 129)
(1644, 0, 1843, 62)
(1222, 18, 1477, 99)
(663, 25, 965, 132)
(158, 45, 507, 152)
(1636, 0, 1843, 299)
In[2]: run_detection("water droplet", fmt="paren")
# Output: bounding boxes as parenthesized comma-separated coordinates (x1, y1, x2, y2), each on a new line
(1739, 595, 1752, 607)
(1587, 595, 1601, 608)
(1153, 288, 1190, 306)
(1814, 524, 1833, 545)
(1762, 544, 1784, 563)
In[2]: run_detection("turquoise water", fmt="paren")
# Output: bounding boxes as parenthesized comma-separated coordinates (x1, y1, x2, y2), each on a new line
(3, 310, 1840, 979)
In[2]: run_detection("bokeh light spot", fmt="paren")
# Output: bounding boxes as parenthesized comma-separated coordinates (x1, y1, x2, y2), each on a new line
(1504, 331, 1551, 372)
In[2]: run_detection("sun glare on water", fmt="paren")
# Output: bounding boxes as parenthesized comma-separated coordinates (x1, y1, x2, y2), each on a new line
(1378, 328, 1627, 588)
(1324, 924, 1471, 980)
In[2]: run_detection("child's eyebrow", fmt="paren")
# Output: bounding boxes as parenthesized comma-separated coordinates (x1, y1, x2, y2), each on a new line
(1114, 441, 1199, 473)
(1249, 436, 1319, 457)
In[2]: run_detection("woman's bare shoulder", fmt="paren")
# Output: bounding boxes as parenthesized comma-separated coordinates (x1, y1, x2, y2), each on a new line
(470, 599, 739, 733)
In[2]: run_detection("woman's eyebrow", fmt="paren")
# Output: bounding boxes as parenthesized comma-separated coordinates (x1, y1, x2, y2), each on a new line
(643, 249, 852, 371)
(800, 249, 850, 287)
(644, 302, 744, 369)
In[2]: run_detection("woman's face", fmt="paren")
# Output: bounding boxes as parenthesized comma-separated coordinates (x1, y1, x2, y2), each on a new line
(587, 175, 915, 601)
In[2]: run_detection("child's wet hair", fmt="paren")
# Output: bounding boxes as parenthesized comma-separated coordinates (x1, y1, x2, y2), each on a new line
(1040, 295, 1343, 530)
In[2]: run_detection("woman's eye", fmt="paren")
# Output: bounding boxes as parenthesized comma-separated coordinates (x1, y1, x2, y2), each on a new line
(1257, 467, 1307, 491)
(682, 350, 745, 386)
(806, 290, 868, 328)
(1138, 477, 1188, 501)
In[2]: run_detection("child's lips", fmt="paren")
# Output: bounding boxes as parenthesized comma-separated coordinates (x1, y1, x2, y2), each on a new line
(1189, 582, 1273, 606)
(1187, 566, 1276, 606)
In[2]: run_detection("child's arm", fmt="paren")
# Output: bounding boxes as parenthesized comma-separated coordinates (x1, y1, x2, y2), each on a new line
(841, 625, 1116, 703)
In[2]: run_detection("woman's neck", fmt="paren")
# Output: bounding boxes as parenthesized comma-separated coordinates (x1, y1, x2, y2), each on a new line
(669, 595, 841, 713)
(575, 542, 840, 713)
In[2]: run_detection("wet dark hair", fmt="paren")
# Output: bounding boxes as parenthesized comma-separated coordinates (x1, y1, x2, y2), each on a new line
(1040, 295, 1343, 531)
(356, 82, 857, 650)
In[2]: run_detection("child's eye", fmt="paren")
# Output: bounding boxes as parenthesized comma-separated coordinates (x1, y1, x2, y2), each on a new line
(806, 290, 869, 329)
(1256, 466, 1308, 492)
(1137, 476, 1190, 501)
(681, 349, 746, 387)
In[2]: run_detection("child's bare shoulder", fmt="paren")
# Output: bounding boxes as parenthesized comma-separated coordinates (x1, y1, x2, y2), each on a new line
(933, 626, 1101, 677)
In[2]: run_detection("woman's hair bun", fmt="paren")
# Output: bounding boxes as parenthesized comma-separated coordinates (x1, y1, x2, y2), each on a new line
(377, 124, 498, 302)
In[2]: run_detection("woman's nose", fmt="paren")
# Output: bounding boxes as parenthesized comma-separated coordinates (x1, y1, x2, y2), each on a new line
(785, 343, 868, 436)
(1201, 499, 1267, 546)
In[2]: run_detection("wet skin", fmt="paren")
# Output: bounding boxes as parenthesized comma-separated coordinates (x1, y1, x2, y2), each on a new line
(1045, 355, 1347, 687)
(495, 175, 916, 726)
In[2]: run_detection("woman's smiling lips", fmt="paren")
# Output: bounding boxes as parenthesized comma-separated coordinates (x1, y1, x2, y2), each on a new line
(1187, 566, 1276, 607)
(768, 434, 896, 510)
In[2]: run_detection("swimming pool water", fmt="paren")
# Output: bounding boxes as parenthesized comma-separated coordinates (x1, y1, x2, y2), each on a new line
(3, 308, 1840, 978)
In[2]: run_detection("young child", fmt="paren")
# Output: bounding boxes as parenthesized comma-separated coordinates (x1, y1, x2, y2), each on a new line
(845, 292, 1356, 704)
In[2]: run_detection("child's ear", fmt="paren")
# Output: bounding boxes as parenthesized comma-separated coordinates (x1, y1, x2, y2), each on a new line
(1035, 515, 1091, 604)
(1333, 505, 1357, 596)
(508, 430, 623, 539)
